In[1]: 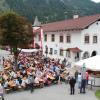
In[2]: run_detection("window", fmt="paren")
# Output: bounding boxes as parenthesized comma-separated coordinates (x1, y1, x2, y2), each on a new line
(59, 49, 63, 56)
(49, 48, 53, 55)
(66, 35, 71, 43)
(67, 51, 70, 57)
(59, 35, 63, 43)
(91, 51, 97, 56)
(38, 34, 40, 41)
(54, 50, 57, 55)
(83, 52, 89, 59)
(44, 34, 47, 42)
(93, 35, 97, 43)
(66, 51, 70, 57)
(51, 34, 55, 42)
(75, 53, 79, 61)
(84, 35, 89, 43)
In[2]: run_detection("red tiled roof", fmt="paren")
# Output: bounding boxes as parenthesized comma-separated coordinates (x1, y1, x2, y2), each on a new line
(33, 14, 100, 33)
(66, 47, 82, 52)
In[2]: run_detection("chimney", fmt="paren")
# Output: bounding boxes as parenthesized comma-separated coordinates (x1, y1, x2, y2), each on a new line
(73, 15, 79, 19)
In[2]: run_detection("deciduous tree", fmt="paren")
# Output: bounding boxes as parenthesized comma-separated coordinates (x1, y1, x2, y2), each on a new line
(0, 12, 33, 70)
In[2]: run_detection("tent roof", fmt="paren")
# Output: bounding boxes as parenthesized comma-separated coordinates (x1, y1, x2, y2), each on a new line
(21, 49, 38, 53)
(0, 49, 10, 57)
(75, 55, 100, 71)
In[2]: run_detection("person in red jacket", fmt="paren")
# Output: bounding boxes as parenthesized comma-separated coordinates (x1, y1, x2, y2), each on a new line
(86, 72, 89, 85)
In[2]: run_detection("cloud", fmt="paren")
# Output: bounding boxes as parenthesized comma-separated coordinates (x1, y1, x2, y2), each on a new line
(91, 0, 100, 3)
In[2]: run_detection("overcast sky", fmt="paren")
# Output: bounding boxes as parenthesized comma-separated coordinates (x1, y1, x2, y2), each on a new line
(91, 0, 100, 3)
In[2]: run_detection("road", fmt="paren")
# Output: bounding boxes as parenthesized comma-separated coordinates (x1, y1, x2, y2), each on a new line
(5, 83, 98, 100)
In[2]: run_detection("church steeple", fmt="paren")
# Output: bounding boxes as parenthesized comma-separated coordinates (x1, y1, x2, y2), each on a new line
(32, 16, 41, 30)
(33, 16, 41, 27)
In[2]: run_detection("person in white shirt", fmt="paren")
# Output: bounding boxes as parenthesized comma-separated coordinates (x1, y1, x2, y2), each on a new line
(34, 77, 39, 84)
(77, 73, 82, 89)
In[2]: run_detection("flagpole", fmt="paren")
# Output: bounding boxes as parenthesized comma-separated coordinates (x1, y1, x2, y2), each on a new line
(32, 29, 35, 48)
(40, 28, 43, 49)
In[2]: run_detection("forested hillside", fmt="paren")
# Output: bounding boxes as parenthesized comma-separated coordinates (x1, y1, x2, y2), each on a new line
(0, 0, 100, 23)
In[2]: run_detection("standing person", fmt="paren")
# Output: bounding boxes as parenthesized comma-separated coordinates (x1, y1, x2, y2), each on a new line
(77, 73, 82, 92)
(77, 73, 82, 88)
(80, 79, 86, 93)
(2, 57, 5, 66)
(74, 70, 78, 82)
(0, 83, 4, 100)
(62, 58, 67, 67)
(80, 64, 86, 94)
(65, 72, 70, 84)
(28, 74, 35, 93)
(69, 76, 76, 95)
(86, 72, 89, 85)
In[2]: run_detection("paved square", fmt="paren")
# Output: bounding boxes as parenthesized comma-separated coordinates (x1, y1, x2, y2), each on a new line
(5, 84, 98, 100)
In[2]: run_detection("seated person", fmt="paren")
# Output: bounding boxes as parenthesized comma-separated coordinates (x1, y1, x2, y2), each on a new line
(34, 77, 39, 86)
(8, 79, 16, 90)
(21, 77, 28, 88)
(3, 79, 9, 89)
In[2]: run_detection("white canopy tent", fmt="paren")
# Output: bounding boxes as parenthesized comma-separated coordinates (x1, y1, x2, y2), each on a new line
(0, 49, 10, 58)
(21, 49, 38, 53)
(75, 55, 100, 71)
(0, 49, 11, 71)
(75, 55, 100, 86)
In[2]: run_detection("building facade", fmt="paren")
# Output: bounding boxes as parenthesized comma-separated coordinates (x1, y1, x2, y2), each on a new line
(33, 14, 100, 66)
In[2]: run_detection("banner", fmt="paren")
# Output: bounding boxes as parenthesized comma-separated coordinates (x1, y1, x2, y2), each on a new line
(40, 28, 43, 49)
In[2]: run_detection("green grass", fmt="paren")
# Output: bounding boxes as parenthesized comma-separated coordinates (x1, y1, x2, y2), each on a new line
(95, 90, 100, 100)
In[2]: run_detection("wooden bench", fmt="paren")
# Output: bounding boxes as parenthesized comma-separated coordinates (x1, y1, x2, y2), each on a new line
(17, 86, 23, 91)
(5, 88, 12, 94)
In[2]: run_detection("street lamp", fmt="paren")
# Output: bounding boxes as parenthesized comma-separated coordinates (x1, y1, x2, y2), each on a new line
(45, 45, 48, 58)
(45, 45, 48, 67)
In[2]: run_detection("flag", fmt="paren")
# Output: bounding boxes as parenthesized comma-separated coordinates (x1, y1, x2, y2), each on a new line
(40, 28, 43, 49)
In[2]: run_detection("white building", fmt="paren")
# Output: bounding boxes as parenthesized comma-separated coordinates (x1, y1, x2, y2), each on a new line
(33, 14, 100, 66)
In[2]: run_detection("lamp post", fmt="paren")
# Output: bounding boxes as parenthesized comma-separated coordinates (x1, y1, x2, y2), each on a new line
(45, 45, 48, 58)
(45, 45, 48, 67)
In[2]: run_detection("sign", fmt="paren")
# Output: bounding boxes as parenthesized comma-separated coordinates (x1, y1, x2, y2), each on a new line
(81, 63, 86, 79)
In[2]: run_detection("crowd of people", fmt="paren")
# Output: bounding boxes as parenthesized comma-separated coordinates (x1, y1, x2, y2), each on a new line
(0, 50, 90, 100)
(0, 51, 69, 96)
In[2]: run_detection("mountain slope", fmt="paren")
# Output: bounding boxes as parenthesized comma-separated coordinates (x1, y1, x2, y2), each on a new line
(0, 0, 10, 13)
(0, 0, 100, 23)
